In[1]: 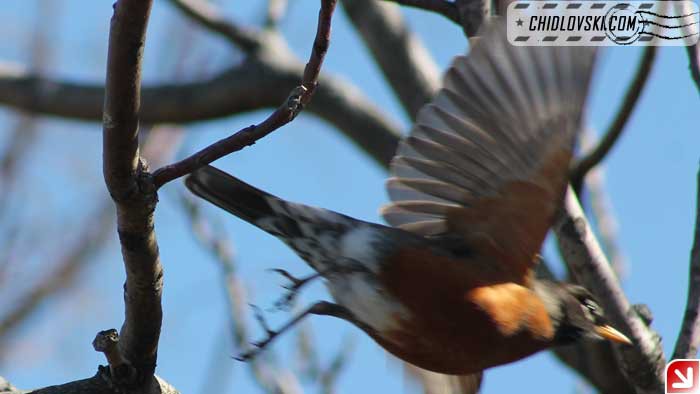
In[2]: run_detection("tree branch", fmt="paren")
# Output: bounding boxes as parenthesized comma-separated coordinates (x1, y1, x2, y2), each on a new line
(102, 0, 163, 385)
(0, 56, 401, 169)
(554, 188, 665, 393)
(342, 0, 440, 119)
(673, 164, 700, 359)
(381, 0, 460, 24)
(1, 371, 177, 394)
(31, 372, 178, 394)
(151, 0, 338, 188)
(570, 46, 656, 190)
(167, 0, 263, 51)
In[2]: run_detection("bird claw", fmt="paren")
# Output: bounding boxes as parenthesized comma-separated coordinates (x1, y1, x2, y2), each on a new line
(236, 305, 279, 361)
(236, 301, 352, 363)
(234, 348, 259, 362)
(267, 268, 321, 311)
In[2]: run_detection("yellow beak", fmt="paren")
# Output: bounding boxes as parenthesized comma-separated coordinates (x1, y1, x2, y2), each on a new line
(595, 324, 633, 345)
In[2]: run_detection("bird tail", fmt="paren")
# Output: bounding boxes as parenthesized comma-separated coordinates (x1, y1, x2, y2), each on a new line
(185, 165, 281, 227)
(185, 165, 360, 270)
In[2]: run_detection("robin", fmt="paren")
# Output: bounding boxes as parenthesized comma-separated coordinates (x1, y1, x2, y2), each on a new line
(186, 20, 631, 380)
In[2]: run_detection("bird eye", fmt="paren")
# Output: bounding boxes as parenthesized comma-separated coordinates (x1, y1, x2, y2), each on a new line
(585, 301, 597, 311)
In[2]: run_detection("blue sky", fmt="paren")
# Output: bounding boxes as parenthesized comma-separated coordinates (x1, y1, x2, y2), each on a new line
(1, 1, 698, 393)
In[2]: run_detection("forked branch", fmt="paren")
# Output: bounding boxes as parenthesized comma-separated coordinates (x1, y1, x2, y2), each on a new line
(152, 0, 339, 188)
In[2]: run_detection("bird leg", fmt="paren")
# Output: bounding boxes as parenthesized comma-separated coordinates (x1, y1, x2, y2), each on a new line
(269, 268, 322, 310)
(269, 263, 365, 309)
(237, 301, 357, 361)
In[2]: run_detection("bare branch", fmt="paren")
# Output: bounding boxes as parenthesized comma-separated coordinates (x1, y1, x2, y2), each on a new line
(555, 188, 665, 393)
(28, 372, 178, 394)
(167, 0, 263, 51)
(381, 0, 460, 24)
(673, 164, 700, 359)
(342, 0, 440, 119)
(1, 371, 177, 394)
(102, 0, 163, 384)
(151, 0, 339, 188)
(570, 46, 656, 190)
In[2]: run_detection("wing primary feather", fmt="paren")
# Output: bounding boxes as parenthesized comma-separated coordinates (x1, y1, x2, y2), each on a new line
(383, 18, 597, 276)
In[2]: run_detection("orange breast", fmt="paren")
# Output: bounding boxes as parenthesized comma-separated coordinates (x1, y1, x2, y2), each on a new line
(374, 247, 556, 374)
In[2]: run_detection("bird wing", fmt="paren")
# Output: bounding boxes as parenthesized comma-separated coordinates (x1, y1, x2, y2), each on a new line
(381, 20, 597, 282)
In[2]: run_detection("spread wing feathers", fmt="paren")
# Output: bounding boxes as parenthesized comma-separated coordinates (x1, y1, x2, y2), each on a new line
(382, 19, 596, 280)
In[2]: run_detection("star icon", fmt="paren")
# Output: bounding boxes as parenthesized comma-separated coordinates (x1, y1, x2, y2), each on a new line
(516, 18, 524, 27)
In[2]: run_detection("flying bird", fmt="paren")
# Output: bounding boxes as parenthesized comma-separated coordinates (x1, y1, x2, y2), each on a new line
(186, 20, 631, 381)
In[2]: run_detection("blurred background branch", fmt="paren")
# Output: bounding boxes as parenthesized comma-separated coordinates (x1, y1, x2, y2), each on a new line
(570, 46, 656, 192)
(0, 0, 694, 393)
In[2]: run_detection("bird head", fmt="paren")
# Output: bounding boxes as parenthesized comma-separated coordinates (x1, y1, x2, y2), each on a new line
(535, 281, 633, 346)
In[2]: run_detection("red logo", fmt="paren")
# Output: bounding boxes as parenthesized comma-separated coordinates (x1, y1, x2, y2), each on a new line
(667, 359, 700, 393)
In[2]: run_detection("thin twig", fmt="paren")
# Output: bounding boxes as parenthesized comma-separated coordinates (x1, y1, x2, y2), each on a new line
(152, 0, 338, 188)
(381, 0, 460, 24)
(167, 0, 262, 51)
(673, 164, 700, 359)
(570, 45, 657, 190)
